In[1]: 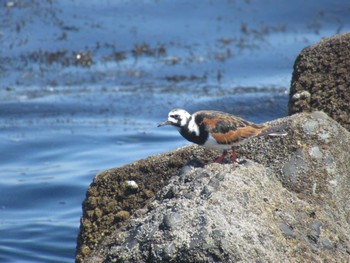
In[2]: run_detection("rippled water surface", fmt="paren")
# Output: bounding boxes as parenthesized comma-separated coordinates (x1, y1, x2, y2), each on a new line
(0, 0, 349, 262)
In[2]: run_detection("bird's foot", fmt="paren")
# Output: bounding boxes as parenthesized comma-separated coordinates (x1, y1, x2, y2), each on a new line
(215, 147, 239, 164)
(231, 146, 237, 163)
(215, 150, 228, 163)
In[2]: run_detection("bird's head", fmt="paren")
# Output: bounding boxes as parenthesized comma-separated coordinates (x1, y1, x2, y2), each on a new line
(158, 108, 191, 129)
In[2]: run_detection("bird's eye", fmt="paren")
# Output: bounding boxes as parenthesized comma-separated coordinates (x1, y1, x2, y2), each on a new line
(171, 114, 180, 119)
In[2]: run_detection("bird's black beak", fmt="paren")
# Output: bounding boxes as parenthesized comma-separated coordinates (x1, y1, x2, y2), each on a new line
(158, 120, 172, 127)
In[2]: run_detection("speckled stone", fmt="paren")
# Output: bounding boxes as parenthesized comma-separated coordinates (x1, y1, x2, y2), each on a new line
(279, 223, 295, 238)
(321, 239, 334, 250)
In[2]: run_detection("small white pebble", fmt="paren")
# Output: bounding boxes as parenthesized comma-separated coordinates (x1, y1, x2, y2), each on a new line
(292, 93, 301, 100)
(125, 180, 138, 189)
(328, 179, 337, 186)
(300, 91, 311, 98)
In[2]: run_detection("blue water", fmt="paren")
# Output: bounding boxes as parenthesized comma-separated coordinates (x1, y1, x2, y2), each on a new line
(0, 0, 349, 262)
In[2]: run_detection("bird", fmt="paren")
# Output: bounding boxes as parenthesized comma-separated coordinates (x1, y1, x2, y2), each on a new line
(158, 108, 287, 163)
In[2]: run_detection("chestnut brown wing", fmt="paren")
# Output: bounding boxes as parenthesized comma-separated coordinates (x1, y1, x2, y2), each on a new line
(211, 126, 266, 144)
(195, 111, 267, 145)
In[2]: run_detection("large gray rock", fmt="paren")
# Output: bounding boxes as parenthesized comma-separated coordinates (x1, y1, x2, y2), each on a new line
(76, 136, 218, 262)
(81, 111, 350, 262)
(289, 32, 350, 130)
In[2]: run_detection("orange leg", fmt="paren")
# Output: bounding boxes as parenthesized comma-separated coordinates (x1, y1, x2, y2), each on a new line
(215, 150, 228, 163)
(231, 146, 237, 163)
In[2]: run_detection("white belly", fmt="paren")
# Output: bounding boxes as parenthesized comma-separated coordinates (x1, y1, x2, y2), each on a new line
(203, 135, 232, 150)
(203, 134, 252, 150)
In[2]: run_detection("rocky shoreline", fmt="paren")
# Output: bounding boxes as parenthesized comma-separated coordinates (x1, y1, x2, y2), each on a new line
(76, 33, 350, 262)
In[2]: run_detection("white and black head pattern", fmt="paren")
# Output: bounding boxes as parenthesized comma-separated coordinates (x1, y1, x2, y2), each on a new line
(158, 108, 191, 130)
(158, 108, 205, 145)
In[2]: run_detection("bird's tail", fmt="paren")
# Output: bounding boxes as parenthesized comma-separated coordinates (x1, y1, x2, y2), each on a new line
(259, 122, 288, 137)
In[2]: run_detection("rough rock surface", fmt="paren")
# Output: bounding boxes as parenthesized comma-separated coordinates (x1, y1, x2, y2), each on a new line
(77, 111, 350, 262)
(289, 32, 350, 130)
(76, 139, 219, 262)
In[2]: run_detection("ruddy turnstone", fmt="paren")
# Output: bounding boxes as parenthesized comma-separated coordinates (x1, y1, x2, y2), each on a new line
(158, 108, 286, 163)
